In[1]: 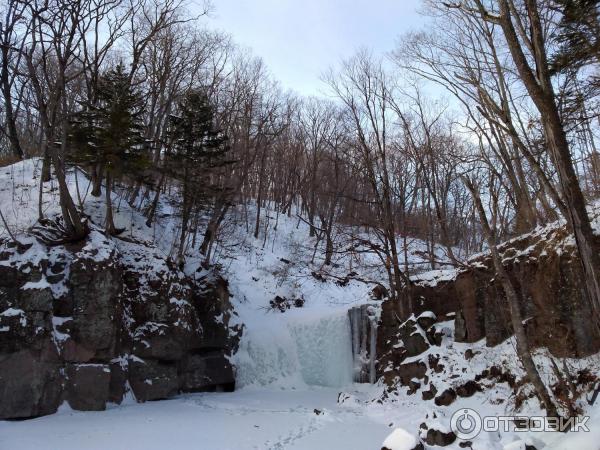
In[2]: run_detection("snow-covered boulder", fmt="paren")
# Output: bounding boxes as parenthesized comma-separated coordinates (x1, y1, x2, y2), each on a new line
(381, 427, 423, 450)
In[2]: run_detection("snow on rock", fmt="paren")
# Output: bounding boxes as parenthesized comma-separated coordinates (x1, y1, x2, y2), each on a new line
(381, 427, 421, 450)
(0, 160, 237, 420)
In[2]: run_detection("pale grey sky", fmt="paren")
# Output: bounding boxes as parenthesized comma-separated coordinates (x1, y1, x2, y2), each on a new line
(200, 0, 425, 96)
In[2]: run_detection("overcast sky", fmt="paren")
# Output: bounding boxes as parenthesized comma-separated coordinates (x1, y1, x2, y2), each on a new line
(200, 0, 425, 97)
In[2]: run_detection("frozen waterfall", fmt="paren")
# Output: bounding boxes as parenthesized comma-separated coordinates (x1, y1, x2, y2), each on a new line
(233, 310, 355, 388)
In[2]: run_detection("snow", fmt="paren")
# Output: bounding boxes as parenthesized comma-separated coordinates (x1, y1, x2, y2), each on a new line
(1, 307, 27, 327)
(0, 388, 392, 450)
(52, 316, 72, 344)
(22, 278, 51, 290)
(417, 311, 436, 320)
(1, 159, 600, 449)
(381, 427, 419, 450)
(0, 307, 25, 317)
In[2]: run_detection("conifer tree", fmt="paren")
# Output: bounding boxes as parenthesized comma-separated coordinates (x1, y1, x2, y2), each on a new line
(71, 63, 147, 235)
(552, 0, 600, 75)
(167, 89, 229, 267)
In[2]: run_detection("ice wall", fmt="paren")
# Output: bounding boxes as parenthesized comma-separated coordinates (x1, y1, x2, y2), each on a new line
(290, 312, 354, 387)
(233, 310, 354, 388)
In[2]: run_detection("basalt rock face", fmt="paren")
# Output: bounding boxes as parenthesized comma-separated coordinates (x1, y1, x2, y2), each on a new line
(451, 225, 600, 357)
(376, 221, 600, 389)
(0, 230, 237, 419)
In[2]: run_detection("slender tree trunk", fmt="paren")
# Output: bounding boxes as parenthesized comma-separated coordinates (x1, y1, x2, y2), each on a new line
(37, 164, 44, 222)
(145, 173, 165, 227)
(1, 88, 23, 158)
(128, 180, 142, 207)
(200, 201, 229, 257)
(464, 176, 558, 417)
(178, 172, 191, 267)
(91, 163, 103, 197)
(104, 170, 116, 235)
(41, 150, 51, 183)
(497, 0, 600, 326)
(0, 34, 23, 159)
(46, 141, 86, 239)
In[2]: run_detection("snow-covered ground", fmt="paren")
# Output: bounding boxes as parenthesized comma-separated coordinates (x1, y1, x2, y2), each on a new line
(1, 159, 600, 450)
(0, 387, 393, 450)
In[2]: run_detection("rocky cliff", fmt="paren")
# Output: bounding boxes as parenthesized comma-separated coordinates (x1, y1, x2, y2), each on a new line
(0, 228, 238, 419)
(376, 219, 600, 411)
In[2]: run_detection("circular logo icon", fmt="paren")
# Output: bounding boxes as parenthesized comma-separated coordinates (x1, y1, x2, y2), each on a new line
(450, 408, 482, 440)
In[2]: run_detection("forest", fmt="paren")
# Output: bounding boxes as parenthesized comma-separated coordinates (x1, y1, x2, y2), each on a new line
(0, 1, 599, 449)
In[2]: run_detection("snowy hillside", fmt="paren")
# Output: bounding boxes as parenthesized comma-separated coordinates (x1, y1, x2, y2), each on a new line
(1, 158, 600, 450)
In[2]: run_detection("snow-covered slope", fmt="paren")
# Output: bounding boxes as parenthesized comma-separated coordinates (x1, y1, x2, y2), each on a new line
(1, 159, 599, 450)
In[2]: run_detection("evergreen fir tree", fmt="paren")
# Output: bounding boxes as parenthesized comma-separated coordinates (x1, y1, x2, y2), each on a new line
(167, 89, 229, 267)
(71, 63, 147, 235)
(552, 0, 600, 75)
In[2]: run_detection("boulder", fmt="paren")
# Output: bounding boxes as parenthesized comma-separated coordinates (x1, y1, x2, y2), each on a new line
(434, 388, 457, 406)
(421, 383, 437, 401)
(69, 251, 122, 359)
(371, 284, 389, 300)
(179, 353, 235, 392)
(426, 326, 444, 346)
(0, 308, 49, 353)
(425, 428, 456, 447)
(190, 275, 233, 351)
(0, 232, 237, 419)
(109, 359, 128, 404)
(66, 363, 111, 411)
(129, 358, 178, 402)
(397, 360, 427, 386)
(61, 337, 96, 363)
(382, 428, 424, 450)
(398, 318, 429, 358)
(17, 286, 54, 313)
(456, 380, 481, 398)
(428, 353, 444, 373)
(0, 343, 62, 419)
(132, 322, 185, 361)
(416, 311, 437, 331)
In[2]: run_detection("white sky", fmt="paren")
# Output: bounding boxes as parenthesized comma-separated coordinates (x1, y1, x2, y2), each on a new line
(199, 0, 425, 97)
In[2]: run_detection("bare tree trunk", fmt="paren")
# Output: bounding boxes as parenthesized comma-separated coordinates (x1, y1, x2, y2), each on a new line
(496, 0, 600, 327)
(91, 163, 103, 197)
(41, 150, 51, 183)
(104, 170, 116, 235)
(0, 0, 24, 159)
(145, 173, 165, 227)
(464, 176, 558, 417)
(0, 208, 17, 243)
(254, 148, 267, 239)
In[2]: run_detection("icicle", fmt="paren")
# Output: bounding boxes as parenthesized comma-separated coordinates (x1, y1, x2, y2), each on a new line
(348, 304, 379, 384)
